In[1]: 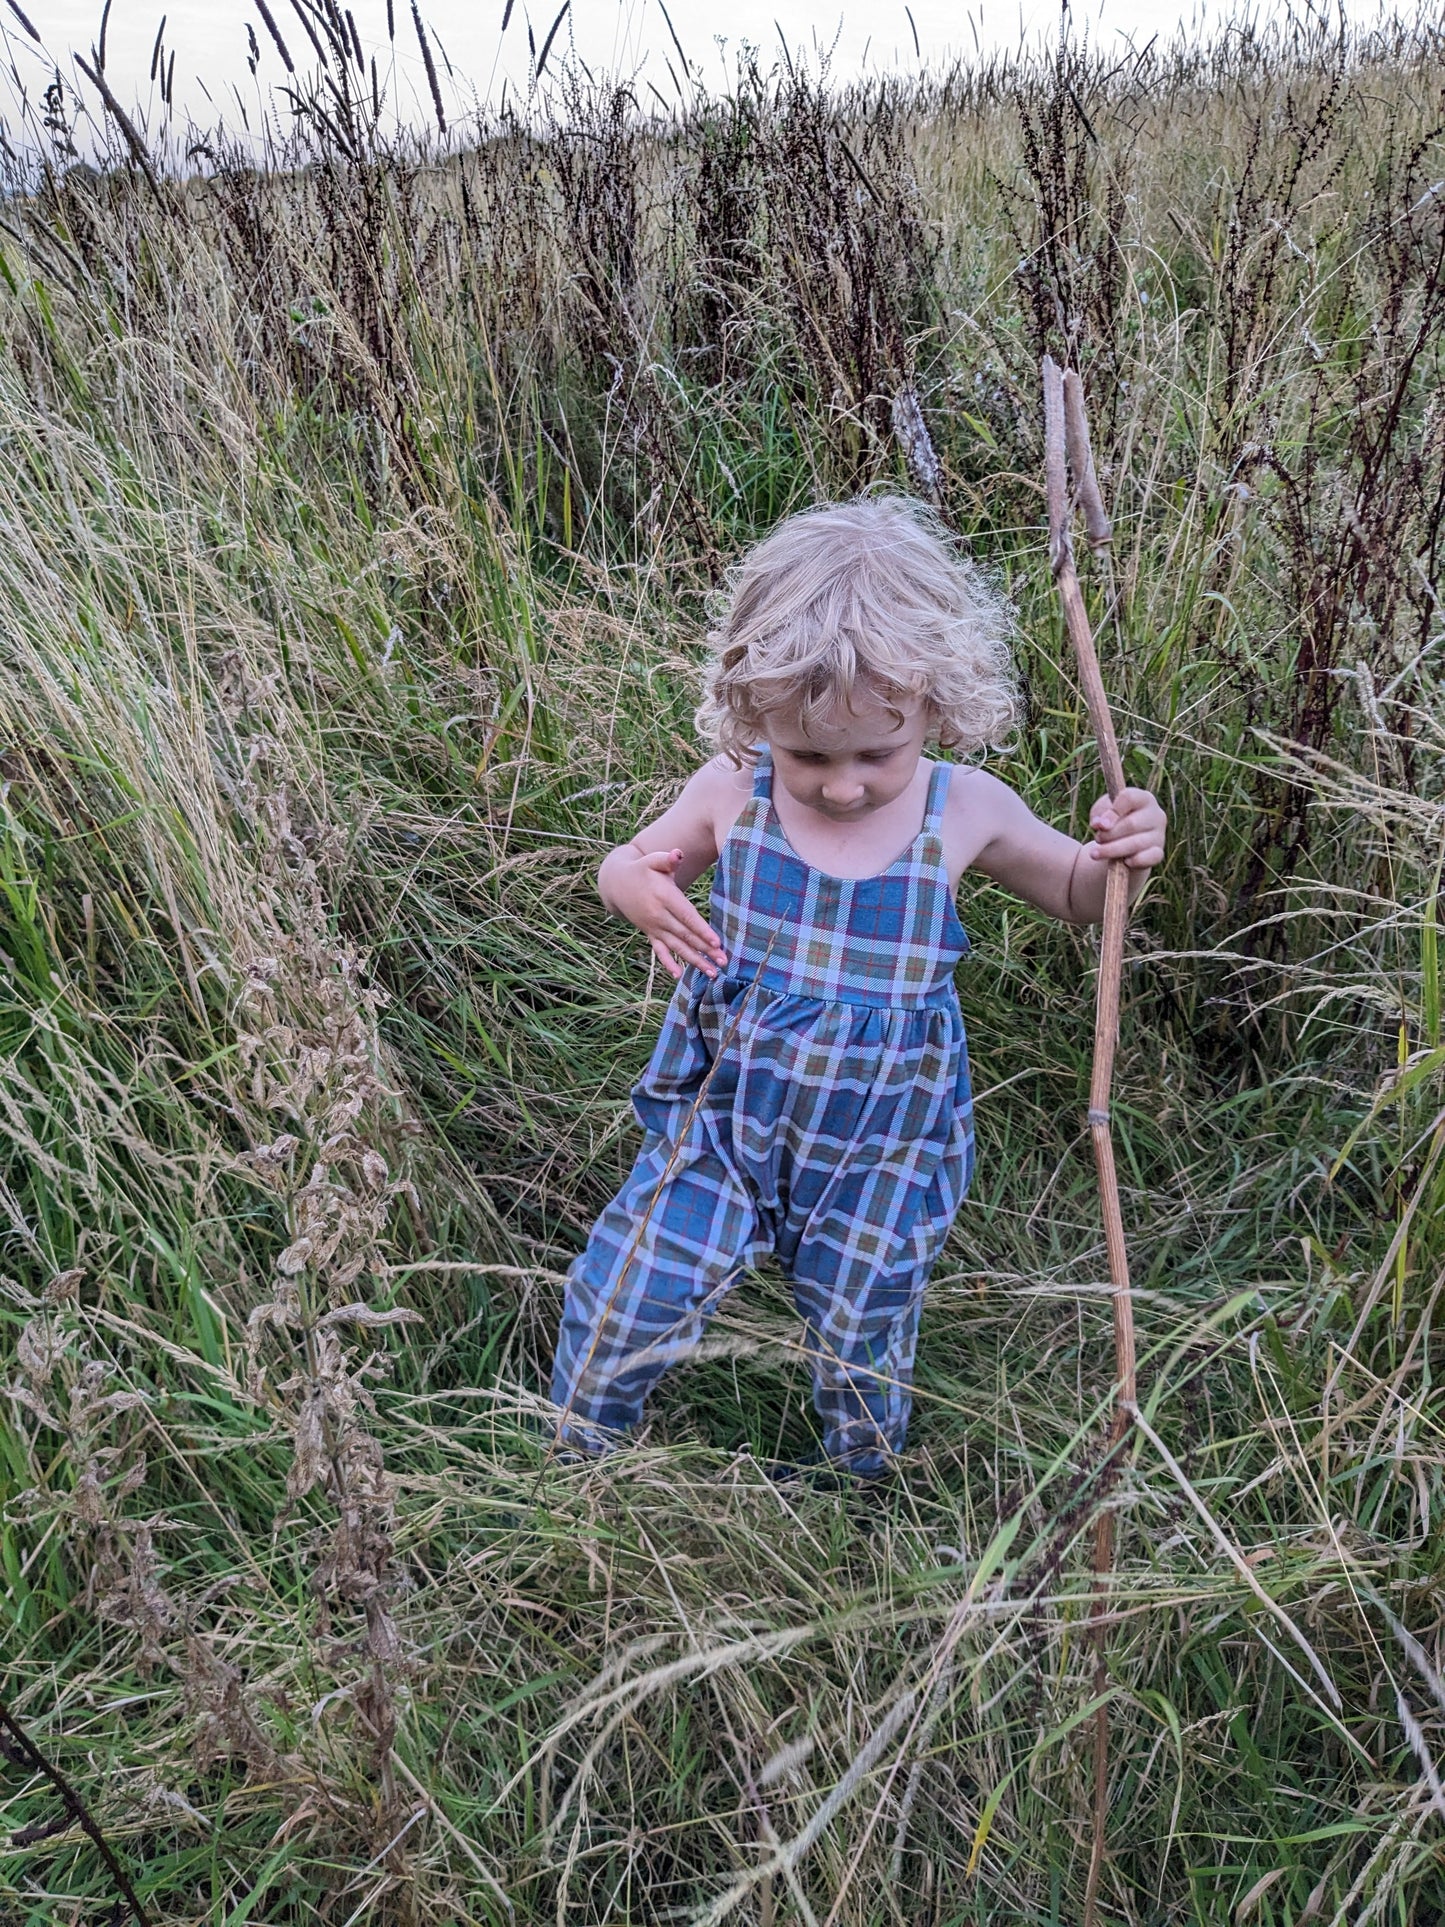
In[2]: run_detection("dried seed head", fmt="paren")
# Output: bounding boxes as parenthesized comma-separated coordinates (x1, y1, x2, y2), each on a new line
(16, 1315, 61, 1384)
(288, 1385, 329, 1501)
(891, 386, 943, 501)
(45, 1267, 84, 1306)
(276, 1235, 315, 1276)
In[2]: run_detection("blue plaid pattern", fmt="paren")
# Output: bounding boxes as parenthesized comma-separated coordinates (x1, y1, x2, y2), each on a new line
(551, 750, 974, 1472)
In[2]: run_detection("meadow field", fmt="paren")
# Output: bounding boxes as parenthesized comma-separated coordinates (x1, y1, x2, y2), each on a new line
(1, 8, 1444, 1921)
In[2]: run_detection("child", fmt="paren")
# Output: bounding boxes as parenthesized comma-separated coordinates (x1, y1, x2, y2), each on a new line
(551, 496, 1166, 1476)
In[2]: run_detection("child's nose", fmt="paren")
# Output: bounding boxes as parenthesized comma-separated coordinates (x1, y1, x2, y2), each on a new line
(821, 772, 864, 804)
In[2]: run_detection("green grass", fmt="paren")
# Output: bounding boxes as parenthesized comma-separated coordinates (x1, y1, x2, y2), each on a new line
(1, 9, 1444, 1924)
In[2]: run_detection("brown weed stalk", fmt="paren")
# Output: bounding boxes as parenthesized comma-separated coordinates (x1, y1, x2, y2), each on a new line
(0, 1692, 152, 1925)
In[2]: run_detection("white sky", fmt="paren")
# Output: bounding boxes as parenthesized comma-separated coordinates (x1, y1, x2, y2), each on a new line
(16, 0, 1256, 149)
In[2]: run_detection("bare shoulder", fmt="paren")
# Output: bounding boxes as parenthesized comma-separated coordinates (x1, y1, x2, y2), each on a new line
(941, 763, 1026, 824)
(636, 754, 753, 854)
(630, 753, 753, 876)
(690, 753, 756, 836)
(938, 764, 1030, 878)
(939, 761, 1087, 912)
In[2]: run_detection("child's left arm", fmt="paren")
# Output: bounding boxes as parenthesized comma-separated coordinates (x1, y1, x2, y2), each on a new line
(957, 771, 1166, 924)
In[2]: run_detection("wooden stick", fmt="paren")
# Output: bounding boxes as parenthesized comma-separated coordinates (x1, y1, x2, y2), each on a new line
(1041, 355, 1137, 1927)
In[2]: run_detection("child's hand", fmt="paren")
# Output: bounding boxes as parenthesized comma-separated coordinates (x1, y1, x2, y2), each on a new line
(606, 846, 729, 982)
(1086, 788, 1167, 872)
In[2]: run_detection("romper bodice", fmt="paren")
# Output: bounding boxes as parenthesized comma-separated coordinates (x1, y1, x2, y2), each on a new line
(709, 747, 969, 1009)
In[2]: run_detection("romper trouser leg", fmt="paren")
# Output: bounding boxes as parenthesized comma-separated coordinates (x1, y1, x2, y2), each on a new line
(788, 1259, 928, 1475)
(784, 1150, 957, 1476)
(551, 1130, 762, 1452)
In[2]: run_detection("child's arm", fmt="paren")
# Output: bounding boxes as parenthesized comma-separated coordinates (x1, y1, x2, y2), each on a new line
(596, 761, 741, 980)
(955, 771, 1166, 924)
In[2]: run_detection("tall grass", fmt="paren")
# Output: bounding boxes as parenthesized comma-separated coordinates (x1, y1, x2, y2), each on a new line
(1, 8, 1444, 1923)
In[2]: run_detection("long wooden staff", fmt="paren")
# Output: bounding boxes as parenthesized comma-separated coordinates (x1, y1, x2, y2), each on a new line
(1041, 355, 1137, 1926)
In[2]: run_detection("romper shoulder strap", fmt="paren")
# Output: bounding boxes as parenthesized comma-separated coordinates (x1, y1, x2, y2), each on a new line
(751, 745, 774, 800)
(923, 759, 953, 834)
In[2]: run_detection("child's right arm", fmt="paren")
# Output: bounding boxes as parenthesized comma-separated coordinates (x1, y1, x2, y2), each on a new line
(597, 761, 740, 981)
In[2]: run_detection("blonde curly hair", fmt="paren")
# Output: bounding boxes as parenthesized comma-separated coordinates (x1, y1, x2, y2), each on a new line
(695, 495, 1019, 764)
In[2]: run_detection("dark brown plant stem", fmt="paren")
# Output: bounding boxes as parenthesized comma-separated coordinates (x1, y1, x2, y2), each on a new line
(72, 56, 160, 195)
(0, 1693, 153, 1926)
(1042, 353, 1137, 1927)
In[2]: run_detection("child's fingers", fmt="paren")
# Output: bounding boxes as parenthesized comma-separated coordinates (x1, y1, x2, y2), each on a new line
(642, 847, 686, 873)
(649, 937, 684, 980)
(1091, 786, 1157, 812)
(1110, 836, 1165, 868)
(685, 914, 727, 962)
(653, 914, 724, 976)
(662, 887, 727, 962)
(658, 917, 724, 969)
(1086, 832, 1164, 867)
(1088, 823, 1159, 850)
(1091, 809, 1165, 847)
(1092, 819, 1162, 849)
(1090, 790, 1164, 833)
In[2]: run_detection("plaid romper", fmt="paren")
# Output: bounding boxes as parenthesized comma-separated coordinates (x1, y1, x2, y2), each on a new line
(551, 749, 974, 1472)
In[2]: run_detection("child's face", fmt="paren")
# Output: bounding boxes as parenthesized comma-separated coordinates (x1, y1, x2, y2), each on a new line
(764, 686, 929, 822)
